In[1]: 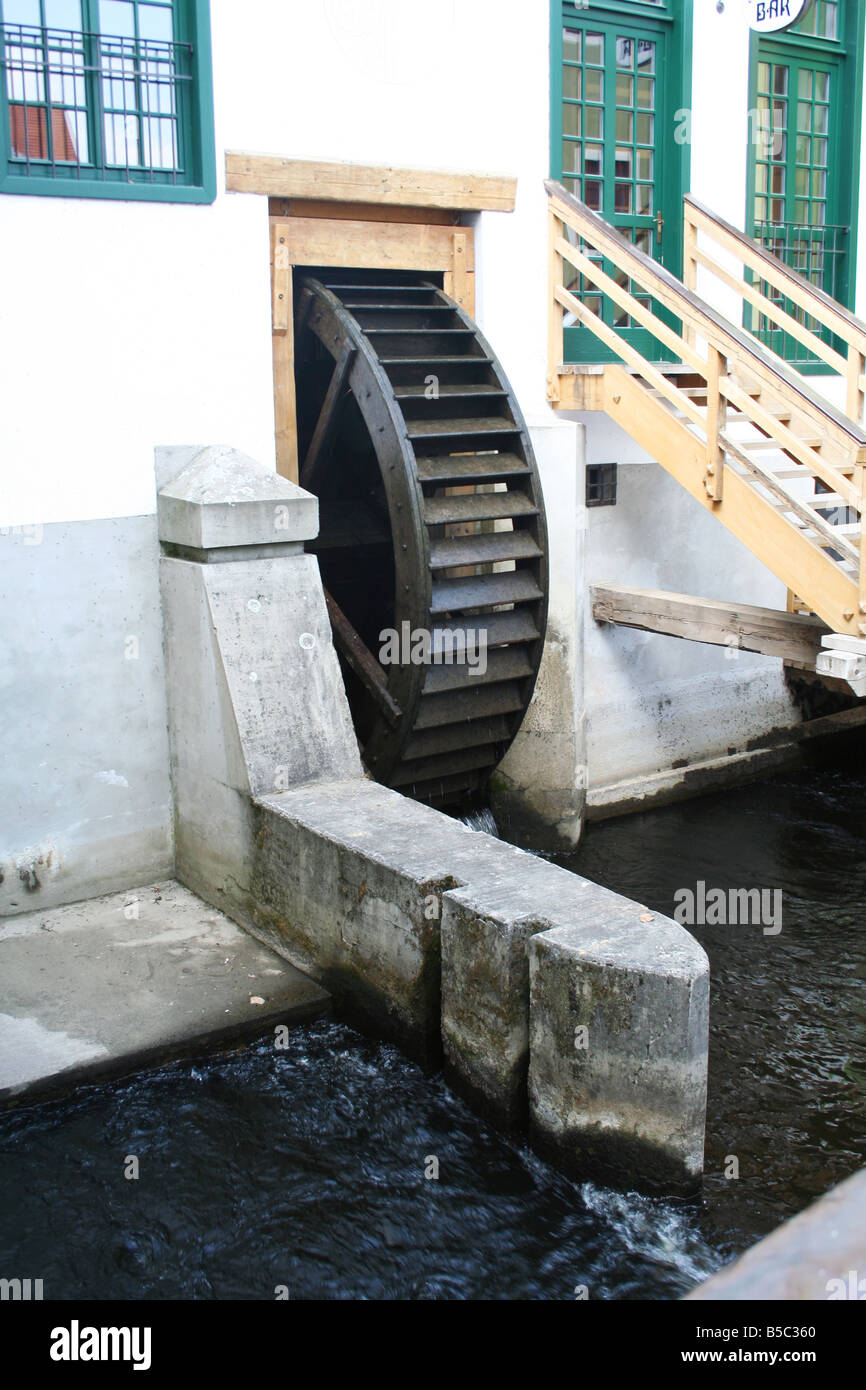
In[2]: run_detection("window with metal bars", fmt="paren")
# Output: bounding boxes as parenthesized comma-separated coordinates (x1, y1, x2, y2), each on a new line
(747, 0, 864, 368)
(0, 0, 214, 201)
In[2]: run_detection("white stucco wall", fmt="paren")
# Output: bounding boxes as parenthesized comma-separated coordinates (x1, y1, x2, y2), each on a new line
(0, 0, 553, 529)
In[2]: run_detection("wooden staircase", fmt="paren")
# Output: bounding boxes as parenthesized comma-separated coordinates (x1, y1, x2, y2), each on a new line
(546, 182, 866, 676)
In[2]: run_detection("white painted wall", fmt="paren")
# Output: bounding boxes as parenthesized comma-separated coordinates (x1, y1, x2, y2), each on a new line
(0, 0, 553, 528)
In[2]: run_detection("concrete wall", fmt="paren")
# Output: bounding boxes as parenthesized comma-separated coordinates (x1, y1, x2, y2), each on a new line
(0, 518, 173, 914)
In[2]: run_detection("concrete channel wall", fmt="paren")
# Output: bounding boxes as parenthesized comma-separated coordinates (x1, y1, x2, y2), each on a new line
(158, 446, 710, 1195)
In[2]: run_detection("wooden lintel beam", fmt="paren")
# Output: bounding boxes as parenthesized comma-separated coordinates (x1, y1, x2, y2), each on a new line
(591, 584, 830, 665)
(226, 153, 516, 212)
(323, 589, 402, 728)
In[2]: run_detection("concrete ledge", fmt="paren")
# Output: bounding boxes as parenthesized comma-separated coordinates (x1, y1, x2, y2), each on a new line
(0, 880, 330, 1104)
(686, 1167, 866, 1300)
(588, 704, 866, 821)
(249, 780, 529, 1066)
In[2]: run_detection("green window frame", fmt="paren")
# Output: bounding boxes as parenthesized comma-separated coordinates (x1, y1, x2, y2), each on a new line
(550, 0, 692, 364)
(0, 0, 215, 201)
(746, 0, 865, 370)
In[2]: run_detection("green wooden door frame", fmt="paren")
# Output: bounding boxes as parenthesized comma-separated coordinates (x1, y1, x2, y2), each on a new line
(745, 0, 865, 371)
(550, 0, 693, 364)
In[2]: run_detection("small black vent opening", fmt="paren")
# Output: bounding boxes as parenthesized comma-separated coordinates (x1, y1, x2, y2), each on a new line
(586, 462, 617, 508)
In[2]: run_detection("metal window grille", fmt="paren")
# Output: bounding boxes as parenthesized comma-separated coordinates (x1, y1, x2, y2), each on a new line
(751, 220, 849, 365)
(586, 462, 617, 507)
(1, 20, 194, 184)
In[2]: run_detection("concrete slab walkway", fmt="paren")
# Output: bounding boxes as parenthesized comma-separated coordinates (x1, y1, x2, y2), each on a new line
(0, 879, 329, 1102)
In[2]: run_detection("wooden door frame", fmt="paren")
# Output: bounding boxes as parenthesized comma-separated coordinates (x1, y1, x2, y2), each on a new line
(225, 153, 517, 481)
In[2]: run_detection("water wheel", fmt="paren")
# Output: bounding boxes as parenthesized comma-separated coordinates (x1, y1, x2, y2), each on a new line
(294, 269, 549, 808)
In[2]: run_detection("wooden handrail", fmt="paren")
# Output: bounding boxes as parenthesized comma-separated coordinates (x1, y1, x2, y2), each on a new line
(546, 181, 866, 454)
(683, 194, 866, 423)
(545, 179, 866, 637)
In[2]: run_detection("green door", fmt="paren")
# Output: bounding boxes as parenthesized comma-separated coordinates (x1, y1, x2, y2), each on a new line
(747, 0, 864, 368)
(552, 2, 689, 364)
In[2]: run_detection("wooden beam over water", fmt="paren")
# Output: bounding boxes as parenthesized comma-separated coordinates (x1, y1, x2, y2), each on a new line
(591, 584, 829, 665)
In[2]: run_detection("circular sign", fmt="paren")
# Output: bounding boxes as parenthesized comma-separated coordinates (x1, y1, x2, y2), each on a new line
(745, 0, 811, 31)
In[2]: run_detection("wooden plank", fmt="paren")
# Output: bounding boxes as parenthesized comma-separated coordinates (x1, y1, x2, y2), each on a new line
(269, 218, 297, 482)
(554, 369, 605, 411)
(547, 211, 564, 403)
(450, 229, 470, 311)
(601, 365, 860, 635)
(283, 216, 472, 272)
(847, 344, 866, 425)
(269, 198, 457, 225)
(323, 589, 402, 727)
(270, 218, 290, 333)
(683, 210, 698, 353)
(300, 343, 355, 493)
(591, 584, 829, 664)
(705, 346, 725, 502)
(226, 153, 516, 212)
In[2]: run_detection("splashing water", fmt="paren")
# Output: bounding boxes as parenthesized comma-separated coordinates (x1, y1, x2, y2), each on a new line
(460, 806, 500, 837)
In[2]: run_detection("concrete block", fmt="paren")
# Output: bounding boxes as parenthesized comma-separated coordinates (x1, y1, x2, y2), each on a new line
(441, 860, 650, 1125)
(529, 913, 709, 1195)
(249, 780, 525, 1064)
(157, 445, 318, 551)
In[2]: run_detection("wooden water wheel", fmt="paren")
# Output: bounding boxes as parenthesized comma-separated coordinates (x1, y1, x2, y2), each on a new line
(295, 269, 549, 808)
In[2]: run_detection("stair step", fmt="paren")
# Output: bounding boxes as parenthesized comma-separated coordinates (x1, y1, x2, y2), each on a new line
(430, 608, 540, 650)
(413, 681, 527, 729)
(395, 384, 507, 399)
(408, 417, 518, 439)
(415, 452, 530, 485)
(429, 529, 542, 570)
(813, 493, 850, 508)
(390, 744, 500, 789)
(323, 283, 437, 295)
(733, 434, 822, 450)
(402, 769, 491, 804)
(380, 355, 494, 366)
(403, 715, 513, 761)
(430, 568, 543, 614)
(344, 303, 454, 312)
(364, 328, 474, 336)
(423, 491, 537, 526)
(422, 646, 533, 694)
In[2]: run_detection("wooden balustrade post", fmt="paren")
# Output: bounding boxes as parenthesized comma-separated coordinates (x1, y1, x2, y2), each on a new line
(704, 346, 725, 503)
(846, 345, 866, 426)
(683, 209, 698, 352)
(547, 209, 564, 404)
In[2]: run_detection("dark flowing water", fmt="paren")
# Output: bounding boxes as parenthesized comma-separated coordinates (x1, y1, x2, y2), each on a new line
(1, 744, 864, 1300)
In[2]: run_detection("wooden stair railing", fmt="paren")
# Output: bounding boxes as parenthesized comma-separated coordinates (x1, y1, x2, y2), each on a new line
(683, 196, 866, 426)
(545, 179, 866, 641)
